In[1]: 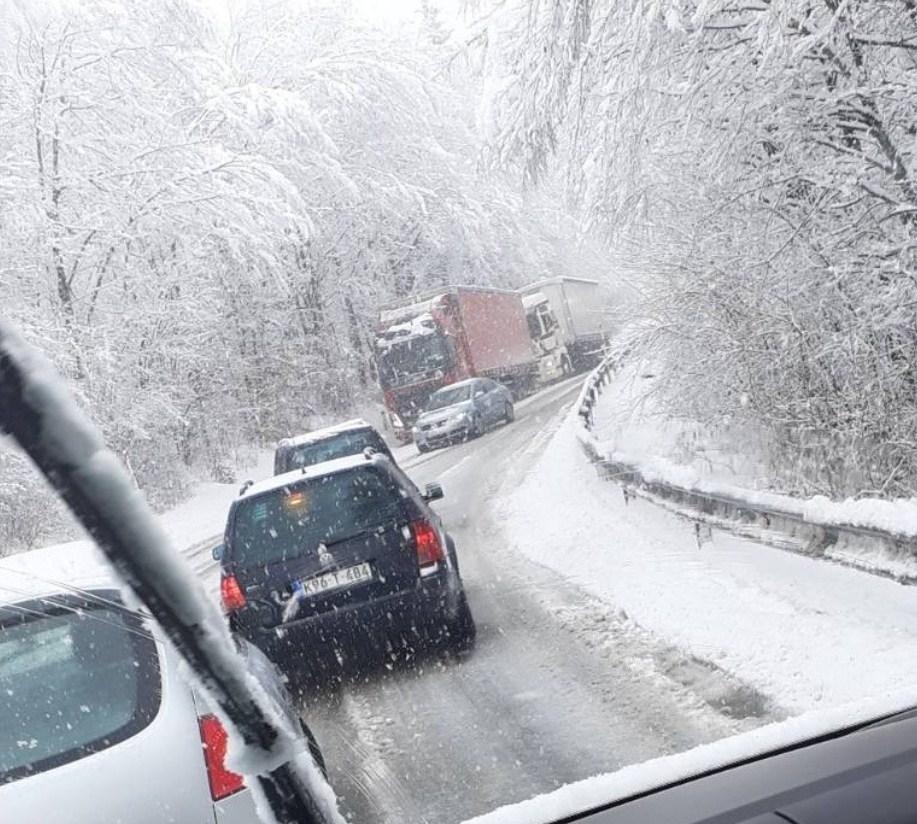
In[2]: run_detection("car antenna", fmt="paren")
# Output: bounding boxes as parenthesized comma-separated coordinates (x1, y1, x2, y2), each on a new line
(238, 479, 253, 496)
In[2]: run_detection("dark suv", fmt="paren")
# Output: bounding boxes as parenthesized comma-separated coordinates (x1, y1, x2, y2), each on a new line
(216, 453, 475, 675)
(273, 420, 393, 475)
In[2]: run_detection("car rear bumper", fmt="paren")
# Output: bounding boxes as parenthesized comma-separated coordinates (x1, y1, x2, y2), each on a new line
(242, 572, 461, 667)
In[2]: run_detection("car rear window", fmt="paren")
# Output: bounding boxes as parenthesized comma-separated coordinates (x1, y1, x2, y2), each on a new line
(0, 595, 161, 784)
(231, 466, 407, 567)
(279, 430, 389, 473)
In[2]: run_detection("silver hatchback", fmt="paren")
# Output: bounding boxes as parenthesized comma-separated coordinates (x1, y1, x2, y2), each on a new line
(0, 543, 321, 824)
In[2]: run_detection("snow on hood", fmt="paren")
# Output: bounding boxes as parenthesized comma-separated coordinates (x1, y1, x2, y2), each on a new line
(462, 690, 917, 824)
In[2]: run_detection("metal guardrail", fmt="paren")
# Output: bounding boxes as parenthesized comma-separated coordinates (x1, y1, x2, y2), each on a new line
(575, 354, 917, 584)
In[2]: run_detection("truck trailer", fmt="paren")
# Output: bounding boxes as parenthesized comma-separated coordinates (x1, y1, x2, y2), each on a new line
(375, 286, 537, 441)
(520, 277, 609, 380)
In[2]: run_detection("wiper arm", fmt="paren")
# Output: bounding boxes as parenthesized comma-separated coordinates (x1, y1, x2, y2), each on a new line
(0, 319, 337, 824)
(320, 528, 375, 549)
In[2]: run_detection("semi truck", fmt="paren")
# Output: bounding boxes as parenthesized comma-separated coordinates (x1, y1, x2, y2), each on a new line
(520, 277, 609, 382)
(375, 286, 537, 442)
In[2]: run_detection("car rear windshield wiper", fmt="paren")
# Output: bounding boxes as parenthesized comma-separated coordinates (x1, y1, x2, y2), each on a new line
(320, 527, 380, 549)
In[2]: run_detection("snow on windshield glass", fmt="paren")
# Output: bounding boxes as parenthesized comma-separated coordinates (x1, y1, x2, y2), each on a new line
(6, 1, 917, 823)
(426, 384, 472, 410)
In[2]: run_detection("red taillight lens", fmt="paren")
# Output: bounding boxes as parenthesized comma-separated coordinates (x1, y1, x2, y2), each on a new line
(198, 714, 245, 801)
(411, 519, 445, 567)
(220, 574, 247, 612)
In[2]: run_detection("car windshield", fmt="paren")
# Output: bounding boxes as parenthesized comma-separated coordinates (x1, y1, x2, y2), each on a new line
(6, 1, 917, 823)
(231, 468, 405, 567)
(425, 384, 472, 411)
(279, 430, 387, 473)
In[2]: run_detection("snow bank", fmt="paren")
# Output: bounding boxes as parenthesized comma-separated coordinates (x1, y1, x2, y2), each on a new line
(580, 356, 917, 541)
(502, 408, 917, 714)
(158, 449, 273, 550)
(463, 691, 917, 824)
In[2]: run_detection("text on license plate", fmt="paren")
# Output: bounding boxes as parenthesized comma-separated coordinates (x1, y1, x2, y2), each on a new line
(298, 562, 373, 597)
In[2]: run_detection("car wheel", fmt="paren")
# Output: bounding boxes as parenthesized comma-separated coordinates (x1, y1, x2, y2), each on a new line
(471, 415, 484, 438)
(417, 442, 430, 454)
(444, 593, 476, 655)
(504, 402, 515, 424)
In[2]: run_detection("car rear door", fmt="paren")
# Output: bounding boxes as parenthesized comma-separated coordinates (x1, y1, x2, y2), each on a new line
(480, 380, 500, 423)
(470, 381, 489, 423)
(228, 465, 421, 630)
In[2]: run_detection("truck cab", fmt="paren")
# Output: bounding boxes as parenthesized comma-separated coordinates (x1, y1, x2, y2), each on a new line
(522, 291, 573, 382)
(375, 304, 462, 441)
(520, 277, 610, 373)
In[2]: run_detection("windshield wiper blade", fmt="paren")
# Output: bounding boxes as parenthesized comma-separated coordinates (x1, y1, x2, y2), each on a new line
(320, 528, 376, 549)
(0, 318, 336, 824)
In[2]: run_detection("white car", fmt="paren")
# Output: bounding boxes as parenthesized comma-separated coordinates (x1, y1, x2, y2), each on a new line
(0, 542, 323, 824)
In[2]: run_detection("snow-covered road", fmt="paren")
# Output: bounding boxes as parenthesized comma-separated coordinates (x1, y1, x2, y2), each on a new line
(296, 382, 778, 824)
(171, 376, 917, 824)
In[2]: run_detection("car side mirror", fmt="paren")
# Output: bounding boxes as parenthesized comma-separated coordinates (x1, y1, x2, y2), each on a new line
(211, 543, 225, 561)
(423, 482, 444, 502)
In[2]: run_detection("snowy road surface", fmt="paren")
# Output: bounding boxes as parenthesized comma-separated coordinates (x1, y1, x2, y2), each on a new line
(174, 377, 917, 824)
(295, 381, 777, 824)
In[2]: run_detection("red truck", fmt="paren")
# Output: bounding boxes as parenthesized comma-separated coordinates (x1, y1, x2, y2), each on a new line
(375, 286, 538, 442)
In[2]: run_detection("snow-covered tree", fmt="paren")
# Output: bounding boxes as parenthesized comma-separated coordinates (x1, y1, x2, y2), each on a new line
(479, 0, 917, 496)
(0, 0, 576, 544)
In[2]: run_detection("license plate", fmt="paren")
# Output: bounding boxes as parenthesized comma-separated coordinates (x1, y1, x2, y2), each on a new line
(297, 562, 373, 597)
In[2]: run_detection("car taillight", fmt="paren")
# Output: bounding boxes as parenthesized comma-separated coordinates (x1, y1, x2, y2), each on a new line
(411, 519, 445, 567)
(220, 574, 247, 612)
(198, 714, 245, 801)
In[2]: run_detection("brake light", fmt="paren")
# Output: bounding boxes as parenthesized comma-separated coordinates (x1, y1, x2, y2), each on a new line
(220, 574, 247, 612)
(198, 714, 245, 800)
(411, 519, 445, 567)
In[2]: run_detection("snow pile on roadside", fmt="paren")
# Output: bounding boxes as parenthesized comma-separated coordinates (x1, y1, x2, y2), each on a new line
(157, 449, 273, 549)
(463, 690, 917, 824)
(583, 357, 772, 489)
(500, 410, 917, 714)
(582, 357, 917, 540)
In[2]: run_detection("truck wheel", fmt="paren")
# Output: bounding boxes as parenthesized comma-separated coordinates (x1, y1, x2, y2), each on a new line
(504, 402, 515, 424)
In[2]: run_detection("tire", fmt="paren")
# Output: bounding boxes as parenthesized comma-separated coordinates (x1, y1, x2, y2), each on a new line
(417, 442, 430, 454)
(444, 594, 476, 655)
(504, 402, 515, 424)
(470, 416, 484, 439)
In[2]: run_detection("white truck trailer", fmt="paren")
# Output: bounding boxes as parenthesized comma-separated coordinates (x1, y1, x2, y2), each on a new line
(521, 277, 609, 381)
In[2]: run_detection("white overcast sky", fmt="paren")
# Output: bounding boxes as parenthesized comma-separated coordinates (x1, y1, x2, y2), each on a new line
(204, 0, 460, 32)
